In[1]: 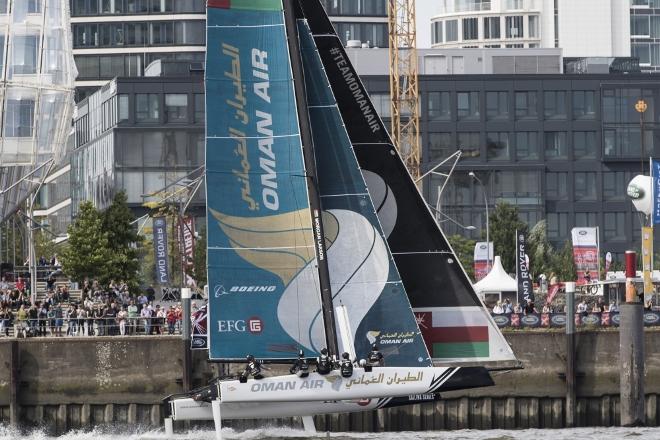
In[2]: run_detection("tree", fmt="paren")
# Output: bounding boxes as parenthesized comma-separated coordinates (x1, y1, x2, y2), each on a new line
(447, 234, 476, 281)
(102, 191, 142, 291)
(60, 202, 113, 284)
(527, 220, 554, 278)
(549, 240, 577, 282)
(488, 201, 528, 273)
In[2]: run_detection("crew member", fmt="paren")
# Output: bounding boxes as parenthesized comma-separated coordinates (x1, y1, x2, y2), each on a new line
(367, 343, 384, 367)
(290, 350, 310, 378)
(339, 352, 353, 378)
(316, 348, 332, 375)
(240, 354, 264, 382)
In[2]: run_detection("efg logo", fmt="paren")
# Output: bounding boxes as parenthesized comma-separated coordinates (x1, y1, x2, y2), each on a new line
(248, 317, 263, 334)
(217, 317, 264, 334)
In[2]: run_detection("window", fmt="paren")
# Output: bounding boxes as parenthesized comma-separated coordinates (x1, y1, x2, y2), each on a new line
(432, 21, 443, 44)
(507, 0, 524, 9)
(544, 132, 567, 159)
(632, 15, 650, 36)
(574, 172, 597, 201)
(516, 132, 539, 160)
(633, 43, 650, 65)
(487, 132, 510, 161)
(12, 35, 38, 75)
(335, 22, 388, 47)
(446, 20, 458, 42)
(528, 16, 539, 38)
(604, 212, 626, 241)
(165, 94, 188, 122)
(428, 91, 451, 121)
(603, 171, 629, 201)
(546, 172, 568, 200)
(573, 91, 595, 119)
(573, 131, 596, 159)
(484, 17, 500, 39)
(505, 43, 524, 48)
(118, 94, 129, 121)
(486, 91, 508, 120)
(543, 91, 566, 119)
(428, 133, 453, 162)
(194, 93, 205, 123)
(136, 93, 160, 122)
(457, 91, 480, 121)
(604, 128, 653, 158)
(369, 93, 391, 118)
(575, 212, 597, 228)
(463, 17, 478, 40)
(457, 132, 480, 158)
(4, 99, 34, 137)
(515, 91, 537, 119)
(505, 16, 524, 38)
(547, 212, 568, 240)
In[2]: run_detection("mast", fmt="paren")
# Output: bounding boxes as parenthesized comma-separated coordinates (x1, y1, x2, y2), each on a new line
(282, 0, 339, 357)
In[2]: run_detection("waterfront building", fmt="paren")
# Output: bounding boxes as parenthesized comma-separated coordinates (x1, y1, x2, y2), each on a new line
(429, 0, 630, 58)
(630, 0, 660, 71)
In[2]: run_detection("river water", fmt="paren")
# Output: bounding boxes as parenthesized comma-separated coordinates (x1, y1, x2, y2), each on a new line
(3, 426, 660, 440)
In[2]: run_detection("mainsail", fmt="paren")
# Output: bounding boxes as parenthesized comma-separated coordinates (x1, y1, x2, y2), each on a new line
(298, 21, 431, 367)
(298, 0, 517, 366)
(206, 0, 325, 360)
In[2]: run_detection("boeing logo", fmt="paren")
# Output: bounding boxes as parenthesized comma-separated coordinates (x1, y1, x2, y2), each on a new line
(214, 285, 276, 297)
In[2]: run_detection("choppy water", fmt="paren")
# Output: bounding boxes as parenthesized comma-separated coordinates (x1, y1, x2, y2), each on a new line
(3, 426, 660, 440)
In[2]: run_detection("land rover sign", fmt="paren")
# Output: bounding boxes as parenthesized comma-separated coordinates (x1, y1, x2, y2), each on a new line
(628, 175, 653, 216)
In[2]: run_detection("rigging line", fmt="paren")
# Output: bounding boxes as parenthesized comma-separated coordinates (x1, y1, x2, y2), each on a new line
(392, 251, 453, 255)
(320, 193, 369, 198)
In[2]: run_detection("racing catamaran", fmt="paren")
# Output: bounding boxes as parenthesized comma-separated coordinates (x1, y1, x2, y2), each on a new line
(166, 1, 517, 437)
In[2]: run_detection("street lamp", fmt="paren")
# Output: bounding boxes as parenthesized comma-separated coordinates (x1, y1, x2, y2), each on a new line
(635, 99, 648, 175)
(469, 171, 490, 272)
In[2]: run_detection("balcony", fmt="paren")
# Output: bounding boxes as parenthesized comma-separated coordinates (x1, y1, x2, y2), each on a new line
(439, 0, 491, 15)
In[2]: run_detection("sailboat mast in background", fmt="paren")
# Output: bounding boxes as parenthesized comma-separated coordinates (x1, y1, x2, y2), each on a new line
(282, 0, 339, 357)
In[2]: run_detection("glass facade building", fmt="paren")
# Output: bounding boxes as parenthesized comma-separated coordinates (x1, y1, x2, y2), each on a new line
(0, 0, 77, 221)
(360, 73, 660, 265)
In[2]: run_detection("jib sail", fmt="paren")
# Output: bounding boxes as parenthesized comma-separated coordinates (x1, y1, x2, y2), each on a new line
(297, 0, 516, 365)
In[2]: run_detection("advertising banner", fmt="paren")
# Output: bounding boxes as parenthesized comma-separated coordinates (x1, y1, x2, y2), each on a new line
(473, 241, 493, 281)
(571, 227, 599, 286)
(653, 159, 660, 224)
(153, 217, 169, 284)
(643, 226, 654, 298)
(491, 312, 660, 329)
(178, 216, 195, 270)
(191, 304, 208, 350)
(515, 231, 532, 303)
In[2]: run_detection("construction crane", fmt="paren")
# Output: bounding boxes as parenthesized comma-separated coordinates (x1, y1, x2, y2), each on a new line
(388, 0, 421, 181)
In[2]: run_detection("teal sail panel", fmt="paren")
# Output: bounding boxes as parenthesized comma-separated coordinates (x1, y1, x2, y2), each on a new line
(298, 22, 432, 367)
(205, 2, 324, 361)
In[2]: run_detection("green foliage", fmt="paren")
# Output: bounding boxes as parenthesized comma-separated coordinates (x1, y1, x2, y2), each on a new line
(527, 220, 553, 278)
(102, 191, 142, 291)
(60, 202, 113, 284)
(189, 225, 207, 287)
(34, 229, 60, 261)
(447, 234, 476, 281)
(549, 240, 577, 282)
(489, 201, 528, 273)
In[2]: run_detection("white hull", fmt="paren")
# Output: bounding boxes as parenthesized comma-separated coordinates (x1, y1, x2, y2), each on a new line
(219, 367, 453, 403)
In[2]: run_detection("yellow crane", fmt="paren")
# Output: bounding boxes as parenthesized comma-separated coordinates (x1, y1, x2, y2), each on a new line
(388, 0, 420, 181)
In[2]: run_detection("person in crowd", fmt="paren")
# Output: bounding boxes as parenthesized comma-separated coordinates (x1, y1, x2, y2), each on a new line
(105, 303, 118, 336)
(53, 305, 64, 337)
(339, 352, 354, 378)
(241, 355, 264, 381)
(28, 304, 38, 334)
(0, 306, 11, 337)
(316, 348, 333, 375)
(16, 304, 28, 336)
(166, 306, 178, 335)
(117, 305, 128, 336)
(127, 300, 138, 335)
(577, 299, 588, 317)
(141, 304, 153, 335)
(367, 343, 384, 367)
(95, 305, 106, 336)
(38, 303, 48, 336)
(492, 301, 504, 314)
(77, 306, 88, 336)
(542, 303, 552, 314)
(513, 302, 523, 314)
(523, 299, 538, 315)
(46, 273, 56, 291)
(595, 298, 607, 313)
(503, 299, 513, 314)
(290, 350, 310, 378)
(66, 305, 78, 336)
(608, 301, 619, 313)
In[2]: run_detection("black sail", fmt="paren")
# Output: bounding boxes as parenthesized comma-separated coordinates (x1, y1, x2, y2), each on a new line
(297, 0, 517, 368)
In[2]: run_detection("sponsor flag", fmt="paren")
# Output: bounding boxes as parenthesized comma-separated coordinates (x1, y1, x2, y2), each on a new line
(416, 310, 489, 359)
(653, 159, 660, 224)
(191, 304, 208, 350)
(178, 216, 195, 271)
(605, 251, 612, 272)
(473, 242, 493, 281)
(571, 227, 599, 286)
(546, 282, 564, 305)
(515, 230, 532, 303)
(153, 217, 169, 284)
(643, 226, 654, 298)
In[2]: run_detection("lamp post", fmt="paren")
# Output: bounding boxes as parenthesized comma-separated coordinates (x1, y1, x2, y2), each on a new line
(636, 99, 647, 175)
(469, 171, 490, 271)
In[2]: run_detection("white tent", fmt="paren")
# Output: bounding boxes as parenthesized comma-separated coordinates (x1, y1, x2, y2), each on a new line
(474, 256, 517, 297)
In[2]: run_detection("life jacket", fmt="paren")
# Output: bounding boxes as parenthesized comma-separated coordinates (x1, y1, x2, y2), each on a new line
(340, 359, 353, 378)
(317, 355, 332, 374)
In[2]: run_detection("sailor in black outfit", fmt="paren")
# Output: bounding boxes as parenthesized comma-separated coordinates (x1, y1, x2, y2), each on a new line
(290, 350, 310, 378)
(316, 348, 332, 375)
(240, 354, 264, 382)
(339, 352, 353, 378)
(367, 343, 384, 367)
